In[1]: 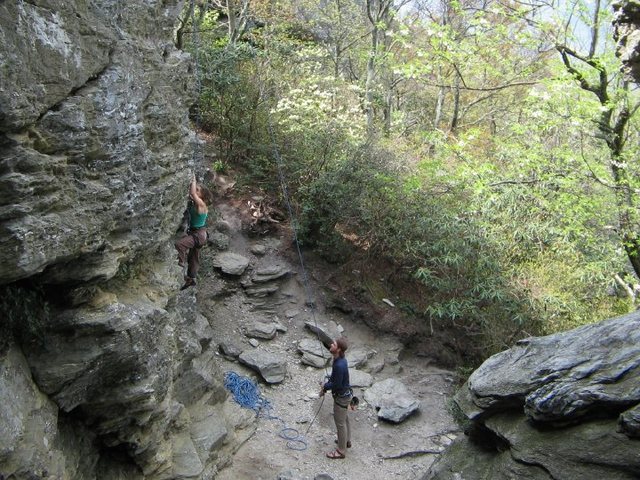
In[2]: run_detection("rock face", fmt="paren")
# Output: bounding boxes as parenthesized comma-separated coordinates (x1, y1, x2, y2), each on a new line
(0, 1, 194, 285)
(426, 311, 640, 480)
(0, 1, 251, 479)
(613, 0, 640, 82)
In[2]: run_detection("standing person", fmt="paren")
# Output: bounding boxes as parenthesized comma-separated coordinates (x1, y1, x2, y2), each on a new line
(320, 337, 352, 459)
(175, 174, 211, 290)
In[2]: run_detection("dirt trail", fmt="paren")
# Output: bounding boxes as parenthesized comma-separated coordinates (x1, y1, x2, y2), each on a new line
(196, 195, 460, 480)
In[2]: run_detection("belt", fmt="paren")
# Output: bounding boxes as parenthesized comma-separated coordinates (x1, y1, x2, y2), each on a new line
(334, 388, 353, 398)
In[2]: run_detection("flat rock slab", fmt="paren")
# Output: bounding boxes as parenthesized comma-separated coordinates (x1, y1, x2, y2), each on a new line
(250, 264, 291, 283)
(364, 378, 419, 423)
(298, 338, 331, 368)
(212, 252, 250, 276)
(246, 321, 278, 340)
(346, 347, 374, 369)
(349, 368, 373, 388)
(238, 350, 287, 384)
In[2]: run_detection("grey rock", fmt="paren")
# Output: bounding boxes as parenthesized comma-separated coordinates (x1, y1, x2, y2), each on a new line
(208, 231, 230, 251)
(304, 321, 341, 348)
(349, 368, 373, 388)
(250, 263, 291, 283)
(460, 313, 640, 424)
(219, 342, 243, 360)
(296, 336, 329, 368)
(425, 435, 553, 480)
(249, 339, 260, 348)
(364, 357, 385, 374)
(298, 338, 330, 359)
(189, 404, 228, 456)
(0, 346, 69, 478)
(212, 252, 250, 276)
(0, 0, 253, 478)
(431, 311, 640, 479)
(0, 1, 193, 286)
(243, 283, 281, 297)
(346, 347, 374, 368)
(172, 432, 204, 478)
(174, 353, 225, 407)
(250, 244, 267, 256)
(284, 309, 300, 318)
(300, 352, 330, 369)
(619, 404, 640, 438)
(364, 378, 420, 423)
(238, 350, 287, 383)
(246, 321, 278, 340)
(314, 474, 335, 480)
(274, 319, 288, 333)
(613, 1, 640, 82)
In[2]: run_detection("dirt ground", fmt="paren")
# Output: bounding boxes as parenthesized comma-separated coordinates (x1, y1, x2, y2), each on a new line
(193, 189, 461, 480)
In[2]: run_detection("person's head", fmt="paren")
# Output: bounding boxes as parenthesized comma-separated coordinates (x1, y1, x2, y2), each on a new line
(330, 337, 348, 358)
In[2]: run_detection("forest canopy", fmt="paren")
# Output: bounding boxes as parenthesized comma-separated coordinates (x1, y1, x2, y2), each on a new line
(176, 0, 640, 362)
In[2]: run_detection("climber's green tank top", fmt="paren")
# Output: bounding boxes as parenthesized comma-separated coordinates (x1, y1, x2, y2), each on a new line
(189, 203, 208, 229)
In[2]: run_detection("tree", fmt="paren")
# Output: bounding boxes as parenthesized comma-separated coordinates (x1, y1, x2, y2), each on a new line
(556, 0, 640, 278)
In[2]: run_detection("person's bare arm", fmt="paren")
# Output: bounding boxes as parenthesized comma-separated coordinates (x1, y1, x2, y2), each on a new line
(189, 175, 207, 213)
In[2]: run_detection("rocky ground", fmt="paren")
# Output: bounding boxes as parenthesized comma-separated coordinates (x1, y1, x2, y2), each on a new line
(183, 187, 460, 480)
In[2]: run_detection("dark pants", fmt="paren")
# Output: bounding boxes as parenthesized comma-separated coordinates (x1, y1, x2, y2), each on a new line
(175, 229, 207, 279)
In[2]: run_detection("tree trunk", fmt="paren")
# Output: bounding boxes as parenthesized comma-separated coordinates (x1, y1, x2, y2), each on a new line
(365, 24, 378, 132)
(449, 73, 460, 133)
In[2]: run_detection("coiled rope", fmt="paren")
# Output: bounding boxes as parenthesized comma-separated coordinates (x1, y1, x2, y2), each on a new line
(224, 371, 321, 451)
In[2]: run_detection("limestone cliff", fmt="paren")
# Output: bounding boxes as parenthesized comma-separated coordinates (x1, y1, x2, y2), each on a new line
(0, 2, 249, 479)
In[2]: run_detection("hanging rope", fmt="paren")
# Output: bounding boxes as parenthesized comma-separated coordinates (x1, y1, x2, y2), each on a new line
(267, 117, 330, 379)
(189, 0, 205, 179)
(185, 8, 334, 451)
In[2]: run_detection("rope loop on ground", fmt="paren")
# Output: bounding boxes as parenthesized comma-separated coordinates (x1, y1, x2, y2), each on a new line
(224, 371, 311, 451)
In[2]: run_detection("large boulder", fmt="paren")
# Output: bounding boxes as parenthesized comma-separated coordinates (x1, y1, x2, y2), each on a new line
(364, 378, 420, 423)
(426, 311, 640, 480)
(238, 349, 287, 384)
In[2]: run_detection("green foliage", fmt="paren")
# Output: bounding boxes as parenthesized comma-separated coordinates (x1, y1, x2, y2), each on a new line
(212, 159, 227, 173)
(184, 0, 638, 364)
(0, 284, 49, 350)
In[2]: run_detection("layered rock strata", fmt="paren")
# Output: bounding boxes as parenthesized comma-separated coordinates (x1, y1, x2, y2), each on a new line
(426, 312, 640, 480)
(0, 1, 251, 479)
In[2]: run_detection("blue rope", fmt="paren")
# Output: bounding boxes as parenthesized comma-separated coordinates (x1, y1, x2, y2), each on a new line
(224, 371, 309, 451)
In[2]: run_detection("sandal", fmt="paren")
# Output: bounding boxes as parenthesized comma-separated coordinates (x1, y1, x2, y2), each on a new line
(326, 449, 345, 459)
